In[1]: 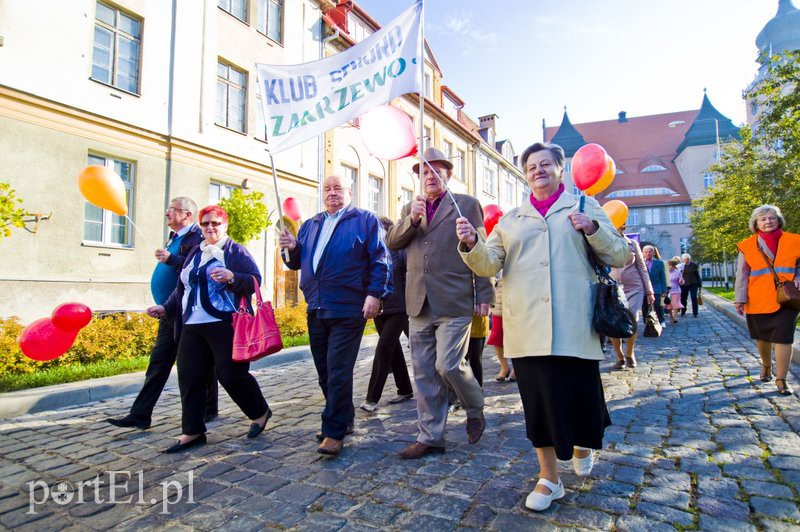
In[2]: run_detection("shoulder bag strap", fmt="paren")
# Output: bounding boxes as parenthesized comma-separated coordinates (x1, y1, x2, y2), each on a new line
(581, 235, 614, 284)
(238, 276, 264, 312)
(756, 242, 782, 287)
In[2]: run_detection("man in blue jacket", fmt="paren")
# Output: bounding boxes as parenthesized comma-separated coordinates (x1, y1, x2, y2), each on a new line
(643, 245, 668, 326)
(279, 175, 392, 456)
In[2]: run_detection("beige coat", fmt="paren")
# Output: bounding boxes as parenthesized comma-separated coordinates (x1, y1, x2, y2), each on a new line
(460, 192, 629, 360)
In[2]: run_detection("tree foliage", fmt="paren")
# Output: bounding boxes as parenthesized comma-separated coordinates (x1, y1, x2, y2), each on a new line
(691, 50, 800, 262)
(217, 189, 272, 245)
(0, 182, 26, 239)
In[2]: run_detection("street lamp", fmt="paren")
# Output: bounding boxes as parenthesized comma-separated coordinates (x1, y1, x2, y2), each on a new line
(669, 118, 728, 289)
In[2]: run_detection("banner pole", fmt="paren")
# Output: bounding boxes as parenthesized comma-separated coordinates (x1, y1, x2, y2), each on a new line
(265, 144, 289, 263)
(418, 0, 425, 197)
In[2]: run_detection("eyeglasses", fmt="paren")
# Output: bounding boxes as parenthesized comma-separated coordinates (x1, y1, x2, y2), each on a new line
(166, 207, 187, 213)
(200, 221, 224, 227)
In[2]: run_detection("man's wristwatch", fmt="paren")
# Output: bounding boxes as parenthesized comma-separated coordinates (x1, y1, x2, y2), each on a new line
(227, 274, 235, 287)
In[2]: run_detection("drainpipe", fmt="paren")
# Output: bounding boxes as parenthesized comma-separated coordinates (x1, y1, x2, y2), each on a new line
(163, 0, 178, 241)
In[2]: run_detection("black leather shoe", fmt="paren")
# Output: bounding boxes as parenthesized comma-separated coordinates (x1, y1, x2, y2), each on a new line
(316, 422, 354, 442)
(247, 408, 272, 438)
(107, 416, 150, 430)
(164, 434, 207, 454)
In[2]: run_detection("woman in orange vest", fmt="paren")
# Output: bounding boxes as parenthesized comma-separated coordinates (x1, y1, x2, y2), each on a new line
(734, 205, 800, 396)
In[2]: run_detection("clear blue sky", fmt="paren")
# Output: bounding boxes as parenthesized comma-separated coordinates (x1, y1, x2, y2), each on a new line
(355, 0, 781, 152)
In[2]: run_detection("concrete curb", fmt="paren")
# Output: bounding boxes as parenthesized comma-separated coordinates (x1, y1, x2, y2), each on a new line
(702, 291, 800, 364)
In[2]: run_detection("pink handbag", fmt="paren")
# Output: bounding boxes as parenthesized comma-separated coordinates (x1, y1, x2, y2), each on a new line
(232, 277, 283, 362)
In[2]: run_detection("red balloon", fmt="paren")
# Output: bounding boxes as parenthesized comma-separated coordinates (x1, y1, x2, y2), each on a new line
(51, 303, 93, 331)
(572, 143, 608, 191)
(19, 318, 78, 361)
(282, 197, 303, 222)
(483, 204, 504, 236)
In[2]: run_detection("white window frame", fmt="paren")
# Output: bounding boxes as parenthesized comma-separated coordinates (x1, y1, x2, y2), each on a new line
(257, 0, 283, 43)
(455, 149, 465, 181)
(218, 0, 248, 22)
(217, 60, 247, 133)
(340, 163, 358, 207)
(92, 1, 142, 94)
(209, 182, 236, 204)
(368, 174, 384, 215)
(83, 154, 135, 247)
(483, 166, 497, 196)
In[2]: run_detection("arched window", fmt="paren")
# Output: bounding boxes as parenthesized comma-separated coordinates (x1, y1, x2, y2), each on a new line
(641, 164, 667, 172)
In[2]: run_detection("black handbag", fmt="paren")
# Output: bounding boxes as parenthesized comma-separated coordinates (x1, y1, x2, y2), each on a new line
(583, 238, 637, 339)
(663, 295, 671, 305)
(642, 300, 662, 338)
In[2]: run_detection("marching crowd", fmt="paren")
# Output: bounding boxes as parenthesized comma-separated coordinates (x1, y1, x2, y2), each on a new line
(106, 142, 800, 512)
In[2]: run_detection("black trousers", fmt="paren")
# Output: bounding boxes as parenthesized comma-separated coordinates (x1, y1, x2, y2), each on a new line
(177, 321, 269, 435)
(680, 284, 700, 317)
(652, 294, 665, 324)
(308, 312, 366, 440)
(365, 313, 413, 403)
(129, 318, 217, 422)
(465, 337, 485, 387)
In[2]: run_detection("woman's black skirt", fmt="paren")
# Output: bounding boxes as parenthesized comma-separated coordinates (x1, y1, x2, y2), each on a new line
(513, 355, 611, 461)
(746, 307, 799, 344)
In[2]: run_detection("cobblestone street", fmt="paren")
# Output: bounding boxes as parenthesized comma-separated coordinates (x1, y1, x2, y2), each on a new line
(1, 301, 799, 531)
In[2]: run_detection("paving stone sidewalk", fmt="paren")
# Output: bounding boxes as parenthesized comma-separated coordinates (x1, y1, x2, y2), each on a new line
(1, 303, 799, 531)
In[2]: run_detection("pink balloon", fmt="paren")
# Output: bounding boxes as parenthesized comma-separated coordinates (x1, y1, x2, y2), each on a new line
(19, 318, 78, 361)
(52, 303, 93, 331)
(282, 197, 303, 222)
(483, 204, 504, 236)
(359, 105, 418, 161)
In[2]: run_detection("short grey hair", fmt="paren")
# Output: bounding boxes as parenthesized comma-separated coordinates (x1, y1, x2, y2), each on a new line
(519, 142, 565, 173)
(681, 253, 691, 261)
(171, 197, 197, 218)
(642, 245, 654, 253)
(748, 204, 785, 233)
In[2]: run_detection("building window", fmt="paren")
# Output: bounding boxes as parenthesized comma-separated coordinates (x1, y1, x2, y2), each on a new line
(564, 162, 572, 173)
(218, 0, 248, 22)
(209, 182, 236, 204)
(483, 166, 496, 196)
(443, 140, 453, 163)
(424, 72, 432, 99)
(217, 61, 247, 133)
(423, 126, 431, 150)
(83, 154, 134, 246)
(257, 0, 282, 43)
(703, 172, 715, 189)
(455, 149, 465, 180)
(641, 164, 667, 172)
(368, 175, 384, 215)
(92, 1, 142, 94)
(573, 186, 580, 196)
(503, 178, 514, 204)
(605, 187, 677, 199)
(340, 163, 358, 206)
(401, 188, 414, 206)
(627, 209, 639, 226)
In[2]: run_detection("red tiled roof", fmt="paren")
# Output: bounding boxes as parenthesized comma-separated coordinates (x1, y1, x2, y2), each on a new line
(545, 110, 698, 205)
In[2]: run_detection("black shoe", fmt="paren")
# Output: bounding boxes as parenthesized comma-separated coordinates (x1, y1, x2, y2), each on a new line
(247, 408, 272, 438)
(164, 434, 207, 454)
(107, 416, 150, 430)
(204, 412, 218, 423)
(316, 422, 354, 442)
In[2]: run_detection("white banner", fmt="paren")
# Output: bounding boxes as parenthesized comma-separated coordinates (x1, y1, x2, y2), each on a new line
(256, 1, 422, 154)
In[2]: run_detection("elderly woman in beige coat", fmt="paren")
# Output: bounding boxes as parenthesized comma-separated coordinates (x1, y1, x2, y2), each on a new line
(456, 142, 628, 512)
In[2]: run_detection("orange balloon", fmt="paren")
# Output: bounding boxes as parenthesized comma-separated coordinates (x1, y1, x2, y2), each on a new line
(584, 157, 616, 196)
(78, 165, 128, 216)
(602, 200, 629, 229)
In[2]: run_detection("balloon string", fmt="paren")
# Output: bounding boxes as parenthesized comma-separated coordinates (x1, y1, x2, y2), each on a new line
(125, 216, 158, 250)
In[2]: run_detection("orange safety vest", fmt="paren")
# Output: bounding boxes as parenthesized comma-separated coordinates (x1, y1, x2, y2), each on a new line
(737, 232, 800, 314)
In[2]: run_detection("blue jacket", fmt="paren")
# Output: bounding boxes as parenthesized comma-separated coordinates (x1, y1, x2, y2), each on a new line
(648, 258, 668, 294)
(164, 238, 261, 338)
(284, 205, 392, 318)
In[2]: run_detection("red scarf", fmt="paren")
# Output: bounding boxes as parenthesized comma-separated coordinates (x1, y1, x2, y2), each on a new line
(758, 229, 782, 256)
(529, 183, 565, 217)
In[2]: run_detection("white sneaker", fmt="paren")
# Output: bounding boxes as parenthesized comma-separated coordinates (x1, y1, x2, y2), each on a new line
(359, 401, 377, 413)
(525, 477, 564, 511)
(572, 447, 595, 476)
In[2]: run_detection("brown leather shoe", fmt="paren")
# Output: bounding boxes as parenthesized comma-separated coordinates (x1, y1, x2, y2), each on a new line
(317, 437, 343, 456)
(398, 441, 445, 459)
(466, 413, 485, 444)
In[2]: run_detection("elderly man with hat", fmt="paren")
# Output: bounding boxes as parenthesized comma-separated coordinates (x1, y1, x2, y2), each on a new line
(386, 147, 494, 459)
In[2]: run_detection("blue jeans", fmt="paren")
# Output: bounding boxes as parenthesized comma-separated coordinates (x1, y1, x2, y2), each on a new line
(307, 311, 367, 440)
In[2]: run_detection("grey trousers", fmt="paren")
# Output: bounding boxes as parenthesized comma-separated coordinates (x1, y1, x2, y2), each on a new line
(409, 304, 484, 447)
